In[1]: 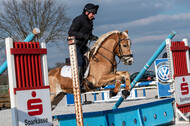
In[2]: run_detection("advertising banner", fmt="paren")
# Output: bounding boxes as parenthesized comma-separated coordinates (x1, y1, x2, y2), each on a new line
(155, 58, 171, 98)
(16, 89, 52, 126)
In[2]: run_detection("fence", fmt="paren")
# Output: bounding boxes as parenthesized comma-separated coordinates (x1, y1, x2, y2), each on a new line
(0, 85, 10, 109)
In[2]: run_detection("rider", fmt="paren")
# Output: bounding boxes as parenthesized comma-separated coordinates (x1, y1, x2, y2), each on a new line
(68, 3, 99, 92)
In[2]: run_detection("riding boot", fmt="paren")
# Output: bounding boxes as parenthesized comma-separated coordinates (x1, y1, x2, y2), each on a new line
(78, 67, 86, 93)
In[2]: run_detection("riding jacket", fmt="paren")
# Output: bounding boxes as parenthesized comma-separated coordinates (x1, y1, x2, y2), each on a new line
(68, 13, 93, 47)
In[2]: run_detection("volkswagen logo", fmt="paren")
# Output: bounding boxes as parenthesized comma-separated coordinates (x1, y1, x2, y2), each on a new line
(157, 65, 169, 82)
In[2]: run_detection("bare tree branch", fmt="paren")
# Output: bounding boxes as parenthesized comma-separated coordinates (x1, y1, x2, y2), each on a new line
(0, 0, 70, 50)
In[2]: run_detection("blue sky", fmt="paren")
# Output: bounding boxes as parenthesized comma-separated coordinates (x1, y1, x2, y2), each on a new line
(47, 0, 190, 74)
(0, 0, 189, 74)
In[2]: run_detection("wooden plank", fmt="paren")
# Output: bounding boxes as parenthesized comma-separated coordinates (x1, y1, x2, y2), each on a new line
(0, 94, 9, 97)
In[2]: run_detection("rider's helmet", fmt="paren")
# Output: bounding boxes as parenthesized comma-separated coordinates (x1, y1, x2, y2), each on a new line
(83, 3, 99, 14)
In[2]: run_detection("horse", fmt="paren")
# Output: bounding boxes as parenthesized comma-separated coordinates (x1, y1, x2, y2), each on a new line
(49, 30, 133, 110)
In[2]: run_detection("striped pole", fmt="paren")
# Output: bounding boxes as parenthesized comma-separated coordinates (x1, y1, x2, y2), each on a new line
(112, 31, 176, 109)
(0, 28, 40, 75)
(68, 36, 84, 126)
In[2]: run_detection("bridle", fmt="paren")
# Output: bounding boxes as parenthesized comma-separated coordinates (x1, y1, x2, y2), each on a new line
(114, 35, 133, 60)
(91, 32, 133, 67)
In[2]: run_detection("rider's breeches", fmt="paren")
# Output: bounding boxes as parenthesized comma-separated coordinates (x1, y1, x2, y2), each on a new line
(76, 44, 85, 67)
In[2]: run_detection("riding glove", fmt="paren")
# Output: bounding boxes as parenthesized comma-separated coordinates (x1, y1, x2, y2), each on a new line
(83, 34, 98, 41)
(90, 35, 98, 41)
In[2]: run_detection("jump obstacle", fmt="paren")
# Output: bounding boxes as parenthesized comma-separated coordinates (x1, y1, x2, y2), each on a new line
(68, 36, 84, 126)
(53, 31, 179, 126)
(7, 30, 190, 125)
(166, 38, 190, 123)
(65, 82, 157, 105)
(6, 29, 52, 126)
(0, 28, 40, 75)
(54, 98, 174, 126)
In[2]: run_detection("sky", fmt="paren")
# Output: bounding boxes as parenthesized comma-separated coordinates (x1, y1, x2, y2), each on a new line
(46, 0, 190, 74)
(0, 0, 190, 75)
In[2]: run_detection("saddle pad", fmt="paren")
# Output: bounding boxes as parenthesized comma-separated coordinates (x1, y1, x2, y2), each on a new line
(60, 66, 72, 78)
(60, 65, 89, 79)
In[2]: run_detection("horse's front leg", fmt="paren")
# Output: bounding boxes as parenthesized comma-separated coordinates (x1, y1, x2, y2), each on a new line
(115, 71, 131, 99)
(97, 74, 122, 97)
(116, 71, 131, 91)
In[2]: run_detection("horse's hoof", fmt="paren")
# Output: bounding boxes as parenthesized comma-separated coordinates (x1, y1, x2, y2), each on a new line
(87, 81, 95, 90)
(84, 101, 92, 104)
(109, 88, 118, 98)
(122, 90, 130, 99)
(51, 105, 56, 111)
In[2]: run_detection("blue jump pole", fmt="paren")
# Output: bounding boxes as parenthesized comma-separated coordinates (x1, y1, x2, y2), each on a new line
(0, 28, 40, 75)
(0, 61, 8, 75)
(112, 31, 176, 109)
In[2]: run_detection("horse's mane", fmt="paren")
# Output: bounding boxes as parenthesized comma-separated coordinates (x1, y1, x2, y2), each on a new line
(85, 30, 121, 58)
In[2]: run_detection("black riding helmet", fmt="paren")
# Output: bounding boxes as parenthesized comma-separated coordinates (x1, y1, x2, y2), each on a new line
(83, 3, 99, 14)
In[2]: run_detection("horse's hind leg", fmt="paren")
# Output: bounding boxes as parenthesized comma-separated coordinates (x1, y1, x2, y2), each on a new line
(51, 92, 66, 110)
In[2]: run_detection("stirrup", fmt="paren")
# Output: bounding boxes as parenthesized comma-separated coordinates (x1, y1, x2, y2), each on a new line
(80, 85, 86, 93)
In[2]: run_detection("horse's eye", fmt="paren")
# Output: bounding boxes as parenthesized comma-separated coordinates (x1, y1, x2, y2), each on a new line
(123, 45, 127, 47)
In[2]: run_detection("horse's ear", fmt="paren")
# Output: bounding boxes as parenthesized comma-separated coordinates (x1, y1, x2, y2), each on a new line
(125, 30, 128, 34)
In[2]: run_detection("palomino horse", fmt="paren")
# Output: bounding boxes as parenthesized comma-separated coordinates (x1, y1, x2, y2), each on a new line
(49, 30, 133, 109)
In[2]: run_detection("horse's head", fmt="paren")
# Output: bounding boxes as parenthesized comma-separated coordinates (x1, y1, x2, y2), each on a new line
(114, 30, 133, 65)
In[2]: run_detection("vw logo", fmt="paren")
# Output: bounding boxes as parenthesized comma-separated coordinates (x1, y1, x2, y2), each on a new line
(157, 65, 169, 82)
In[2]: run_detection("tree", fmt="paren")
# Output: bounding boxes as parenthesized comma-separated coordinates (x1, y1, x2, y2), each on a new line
(0, 74, 8, 85)
(0, 0, 70, 49)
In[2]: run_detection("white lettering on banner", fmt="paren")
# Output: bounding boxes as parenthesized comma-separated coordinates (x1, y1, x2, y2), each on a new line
(175, 76, 190, 105)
